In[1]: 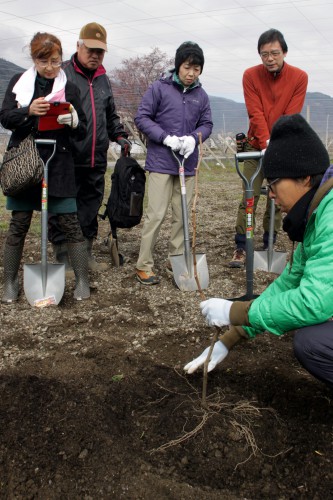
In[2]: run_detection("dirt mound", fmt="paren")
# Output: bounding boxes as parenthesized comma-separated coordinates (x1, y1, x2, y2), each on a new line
(1, 166, 332, 498)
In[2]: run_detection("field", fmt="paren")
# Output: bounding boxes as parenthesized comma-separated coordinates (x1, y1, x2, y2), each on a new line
(0, 161, 332, 499)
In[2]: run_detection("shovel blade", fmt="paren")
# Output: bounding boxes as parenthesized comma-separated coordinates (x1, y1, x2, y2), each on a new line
(170, 253, 209, 291)
(23, 263, 65, 307)
(253, 250, 287, 275)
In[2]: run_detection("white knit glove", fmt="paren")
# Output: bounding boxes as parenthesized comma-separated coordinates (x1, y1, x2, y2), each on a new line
(57, 105, 79, 129)
(163, 135, 182, 151)
(200, 298, 232, 327)
(179, 135, 196, 158)
(184, 341, 229, 374)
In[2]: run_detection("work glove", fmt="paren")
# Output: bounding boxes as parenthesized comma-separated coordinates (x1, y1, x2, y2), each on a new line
(184, 340, 229, 374)
(163, 135, 182, 151)
(117, 137, 132, 153)
(200, 298, 232, 327)
(179, 135, 196, 158)
(57, 105, 79, 129)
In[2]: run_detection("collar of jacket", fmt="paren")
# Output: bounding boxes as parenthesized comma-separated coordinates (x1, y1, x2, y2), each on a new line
(308, 167, 333, 220)
(263, 61, 286, 80)
(282, 186, 317, 243)
(283, 167, 333, 243)
(70, 53, 106, 80)
(172, 71, 200, 90)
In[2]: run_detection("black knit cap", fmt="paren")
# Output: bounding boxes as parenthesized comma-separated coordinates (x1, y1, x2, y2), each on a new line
(175, 41, 204, 74)
(263, 114, 330, 179)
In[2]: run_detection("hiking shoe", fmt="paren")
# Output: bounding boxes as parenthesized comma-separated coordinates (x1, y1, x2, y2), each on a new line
(136, 269, 160, 285)
(228, 248, 246, 268)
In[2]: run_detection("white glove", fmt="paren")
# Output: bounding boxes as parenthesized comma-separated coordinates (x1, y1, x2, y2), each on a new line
(57, 105, 79, 129)
(163, 135, 182, 151)
(179, 135, 196, 158)
(184, 340, 229, 374)
(200, 298, 232, 327)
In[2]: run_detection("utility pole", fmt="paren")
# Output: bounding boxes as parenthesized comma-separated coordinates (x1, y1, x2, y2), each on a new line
(306, 104, 310, 124)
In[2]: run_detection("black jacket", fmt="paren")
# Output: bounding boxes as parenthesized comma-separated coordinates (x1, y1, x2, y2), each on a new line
(0, 73, 87, 198)
(63, 55, 128, 168)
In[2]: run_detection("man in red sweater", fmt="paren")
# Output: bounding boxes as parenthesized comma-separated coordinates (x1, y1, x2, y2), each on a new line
(229, 28, 308, 268)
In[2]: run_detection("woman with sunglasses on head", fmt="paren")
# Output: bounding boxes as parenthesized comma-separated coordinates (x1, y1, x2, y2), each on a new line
(185, 114, 333, 389)
(0, 32, 90, 303)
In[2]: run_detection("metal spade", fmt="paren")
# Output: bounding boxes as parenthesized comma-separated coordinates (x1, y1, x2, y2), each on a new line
(170, 151, 209, 292)
(24, 139, 65, 307)
(253, 196, 287, 274)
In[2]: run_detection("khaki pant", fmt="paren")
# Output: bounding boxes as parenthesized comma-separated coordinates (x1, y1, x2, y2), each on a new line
(136, 172, 195, 272)
(235, 144, 281, 242)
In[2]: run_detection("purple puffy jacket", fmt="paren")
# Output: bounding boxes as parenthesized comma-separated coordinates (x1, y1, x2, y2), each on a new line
(134, 72, 213, 176)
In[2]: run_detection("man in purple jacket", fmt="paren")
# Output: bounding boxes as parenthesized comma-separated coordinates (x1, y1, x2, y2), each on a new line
(134, 41, 213, 285)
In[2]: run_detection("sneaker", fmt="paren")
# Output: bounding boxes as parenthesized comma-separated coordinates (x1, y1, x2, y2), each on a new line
(165, 259, 173, 277)
(136, 269, 160, 285)
(228, 248, 246, 268)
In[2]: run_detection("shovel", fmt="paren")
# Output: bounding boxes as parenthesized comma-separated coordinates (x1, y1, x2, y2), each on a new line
(24, 139, 65, 307)
(233, 150, 264, 300)
(253, 196, 287, 274)
(169, 151, 209, 292)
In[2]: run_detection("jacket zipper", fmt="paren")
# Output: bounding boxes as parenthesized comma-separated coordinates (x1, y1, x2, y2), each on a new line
(89, 80, 96, 168)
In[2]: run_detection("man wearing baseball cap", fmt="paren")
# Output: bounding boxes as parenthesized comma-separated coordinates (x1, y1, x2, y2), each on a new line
(49, 22, 130, 272)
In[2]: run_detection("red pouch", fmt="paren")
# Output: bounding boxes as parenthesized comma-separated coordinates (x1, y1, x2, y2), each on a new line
(38, 102, 71, 131)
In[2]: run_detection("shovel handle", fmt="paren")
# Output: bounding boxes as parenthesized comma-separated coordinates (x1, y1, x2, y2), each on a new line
(235, 151, 264, 162)
(35, 139, 57, 146)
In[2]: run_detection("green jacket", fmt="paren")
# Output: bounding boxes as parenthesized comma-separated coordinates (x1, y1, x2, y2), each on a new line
(221, 177, 333, 350)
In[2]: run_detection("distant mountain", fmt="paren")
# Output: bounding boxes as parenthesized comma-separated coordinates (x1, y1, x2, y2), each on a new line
(209, 92, 333, 140)
(0, 58, 26, 101)
(0, 58, 332, 140)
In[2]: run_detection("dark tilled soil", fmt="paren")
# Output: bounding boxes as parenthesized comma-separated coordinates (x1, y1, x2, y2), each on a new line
(0, 165, 332, 499)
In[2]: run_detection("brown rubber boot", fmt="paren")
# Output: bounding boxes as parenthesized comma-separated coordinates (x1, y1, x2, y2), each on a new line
(86, 239, 108, 272)
(52, 242, 75, 278)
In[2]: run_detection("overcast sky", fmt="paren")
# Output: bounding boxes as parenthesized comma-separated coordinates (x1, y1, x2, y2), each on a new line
(0, 0, 332, 102)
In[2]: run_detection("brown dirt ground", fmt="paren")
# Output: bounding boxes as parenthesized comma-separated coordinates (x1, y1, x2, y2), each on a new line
(1, 163, 333, 499)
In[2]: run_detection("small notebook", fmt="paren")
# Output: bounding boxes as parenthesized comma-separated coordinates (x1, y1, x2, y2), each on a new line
(38, 102, 71, 131)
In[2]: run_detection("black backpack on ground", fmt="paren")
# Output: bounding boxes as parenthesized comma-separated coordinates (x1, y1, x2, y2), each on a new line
(101, 151, 146, 265)
(105, 152, 146, 229)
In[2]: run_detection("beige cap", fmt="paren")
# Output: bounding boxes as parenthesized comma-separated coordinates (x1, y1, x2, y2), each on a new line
(79, 22, 107, 51)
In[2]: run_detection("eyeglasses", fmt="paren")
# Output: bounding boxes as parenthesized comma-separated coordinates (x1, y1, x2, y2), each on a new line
(260, 50, 283, 59)
(266, 178, 281, 192)
(36, 59, 62, 68)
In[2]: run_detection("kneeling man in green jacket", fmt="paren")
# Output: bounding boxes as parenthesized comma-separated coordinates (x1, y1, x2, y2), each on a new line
(185, 113, 333, 388)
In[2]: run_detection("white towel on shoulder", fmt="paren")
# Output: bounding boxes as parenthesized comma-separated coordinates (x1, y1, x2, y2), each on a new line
(12, 66, 67, 106)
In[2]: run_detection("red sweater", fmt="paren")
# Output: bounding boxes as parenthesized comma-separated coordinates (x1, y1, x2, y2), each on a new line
(243, 62, 308, 150)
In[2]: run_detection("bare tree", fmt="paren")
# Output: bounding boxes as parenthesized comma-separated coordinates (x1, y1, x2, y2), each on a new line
(109, 48, 173, 142)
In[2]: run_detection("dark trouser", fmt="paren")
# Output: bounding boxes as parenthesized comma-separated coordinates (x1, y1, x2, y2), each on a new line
(234, 143, 281, 250)
(48, 165, 106, 243)
(7, 211, 84, 247)
(294, 322, 333, 388)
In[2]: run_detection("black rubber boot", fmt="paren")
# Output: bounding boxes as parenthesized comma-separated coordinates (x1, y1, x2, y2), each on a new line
(52, 242, 74, 278)
(67, 241, 90, 300)
(86, 238, 108, 272)
(2, 243, 24, 303)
